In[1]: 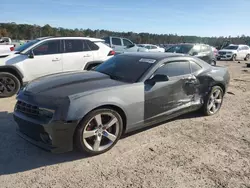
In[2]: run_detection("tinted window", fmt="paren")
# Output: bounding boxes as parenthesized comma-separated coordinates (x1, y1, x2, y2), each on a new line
(224, 45, 238, 50)
(33, 40, 60, 55)
(154, 61, 191, 77)
(95, 56, 154, 83)
(65, 40, 87, 53)
(190, 60, 202, 72)
(112, 38, 122, 45)
(85, 40, 99, 51)
(123, 39, 133, 46)
(166, 44, 193, 54)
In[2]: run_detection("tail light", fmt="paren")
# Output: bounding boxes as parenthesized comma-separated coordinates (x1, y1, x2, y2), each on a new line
(10, 47, 14, 51)
(108, 50, 115, 56)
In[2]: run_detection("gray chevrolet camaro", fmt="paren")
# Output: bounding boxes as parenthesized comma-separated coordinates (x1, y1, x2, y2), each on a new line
(13, 52, 230, 155)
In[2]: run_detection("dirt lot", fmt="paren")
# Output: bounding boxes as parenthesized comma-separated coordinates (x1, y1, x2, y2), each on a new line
(0, 61, 250, 188)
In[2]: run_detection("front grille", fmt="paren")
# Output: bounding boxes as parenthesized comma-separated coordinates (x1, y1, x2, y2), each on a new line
(15, 100, 54, 119)
(16, 100, 40, 117)
(219, 51, 226, 55)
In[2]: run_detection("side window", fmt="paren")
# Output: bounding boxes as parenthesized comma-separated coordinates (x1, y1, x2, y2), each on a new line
(111, 38, 122, 46)
(190, 60, 202, 73)
(151, 45, 157, 49)
(154, 61, 191, 77)
(85, 40, 99, 51)
(33, 40, 60, 55)
(64, 40, 86, 53)
(123, 39, 133, 46)
(243, 46, 249, 50)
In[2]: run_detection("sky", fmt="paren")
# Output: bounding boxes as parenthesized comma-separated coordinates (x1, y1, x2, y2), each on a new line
(1, 0, 250, 37)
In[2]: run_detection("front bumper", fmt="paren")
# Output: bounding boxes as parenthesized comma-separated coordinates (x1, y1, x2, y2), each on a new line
(217, 54, 233, 60)
(14, 112, 78, 153)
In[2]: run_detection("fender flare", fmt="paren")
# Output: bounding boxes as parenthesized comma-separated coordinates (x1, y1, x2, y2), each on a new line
(0, 65, 24, 79)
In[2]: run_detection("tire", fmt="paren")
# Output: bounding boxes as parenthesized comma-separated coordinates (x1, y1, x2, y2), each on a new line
(211, 60, 216, 66)
(0, 72, 21, 98)
(75, 108, 123, 155)
(203, 86, 224, 116)
(231, 54, 236, 61)
(244, 54, 250, 61)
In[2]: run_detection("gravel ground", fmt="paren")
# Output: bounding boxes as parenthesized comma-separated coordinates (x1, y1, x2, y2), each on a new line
(0, 61, 250, 188)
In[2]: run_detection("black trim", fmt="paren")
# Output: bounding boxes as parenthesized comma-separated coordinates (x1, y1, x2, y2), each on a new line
(84, 61, 104, 70)
(0, 65, 24, 78)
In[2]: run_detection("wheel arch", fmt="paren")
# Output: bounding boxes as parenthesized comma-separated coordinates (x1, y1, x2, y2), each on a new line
(212, 82, 226, 95)
(91, 104, 127, 134)
(73, 103, 127, 136)
(0, 66, 23, 85)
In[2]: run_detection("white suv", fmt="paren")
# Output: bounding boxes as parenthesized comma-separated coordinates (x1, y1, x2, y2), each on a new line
(0, 36, 115, 97)
(218, 44, 250, 61)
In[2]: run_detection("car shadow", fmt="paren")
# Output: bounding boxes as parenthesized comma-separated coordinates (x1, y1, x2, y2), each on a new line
(0, 111, 89, 175)
(0, 110, 202, 175)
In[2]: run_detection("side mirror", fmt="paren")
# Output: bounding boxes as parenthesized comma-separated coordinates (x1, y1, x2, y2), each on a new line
(28, 50, 34, 58)
(145, 74, 169, 85)
(192, 52, 198, 56)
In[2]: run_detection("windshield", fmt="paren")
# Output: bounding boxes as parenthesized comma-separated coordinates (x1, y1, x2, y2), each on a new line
(166, 44, 193, 54)
(14, 39, 39, 52)
(95, 55, 155, 83)
(223, 45, 238, 50)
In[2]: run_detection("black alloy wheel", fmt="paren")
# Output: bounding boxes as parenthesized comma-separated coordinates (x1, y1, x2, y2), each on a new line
(0, 72, 21, 98)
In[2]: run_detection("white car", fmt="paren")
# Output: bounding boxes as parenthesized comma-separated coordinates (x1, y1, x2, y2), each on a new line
(0, 36, 115, 97)
(139, 44, 165, 52)
(0, 37, 15, 55)
(217, 44, 250, 61)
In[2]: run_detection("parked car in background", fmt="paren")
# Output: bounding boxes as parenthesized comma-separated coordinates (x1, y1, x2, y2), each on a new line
(217, 44, 250, 61)
(165, 43, 217, 66)
(162, 44, 175, 51)
(138, 44, 165, 52)
(102, 36, 148, 54)
(0, 37, 15, 56)
(0, 36, 115, 97)
(13, 52, 230, 155)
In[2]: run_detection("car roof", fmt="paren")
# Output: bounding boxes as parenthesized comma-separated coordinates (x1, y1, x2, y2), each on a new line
(117, 52, 186, 61)
(37, 36, 104, 42)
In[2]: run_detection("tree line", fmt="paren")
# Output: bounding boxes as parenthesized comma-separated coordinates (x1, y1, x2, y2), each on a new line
(1, 22, 250, 48)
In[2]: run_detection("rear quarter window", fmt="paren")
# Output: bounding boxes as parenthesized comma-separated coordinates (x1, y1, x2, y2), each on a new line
(85, 40, 99, 51)
(190, 60, 202, 73)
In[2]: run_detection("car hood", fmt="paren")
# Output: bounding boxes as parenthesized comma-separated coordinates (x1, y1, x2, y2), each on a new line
(24, 71, 128, 98)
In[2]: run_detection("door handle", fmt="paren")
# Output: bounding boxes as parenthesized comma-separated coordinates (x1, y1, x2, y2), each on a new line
(52, 58, 60, 62)
(83, 54, 91, 57)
